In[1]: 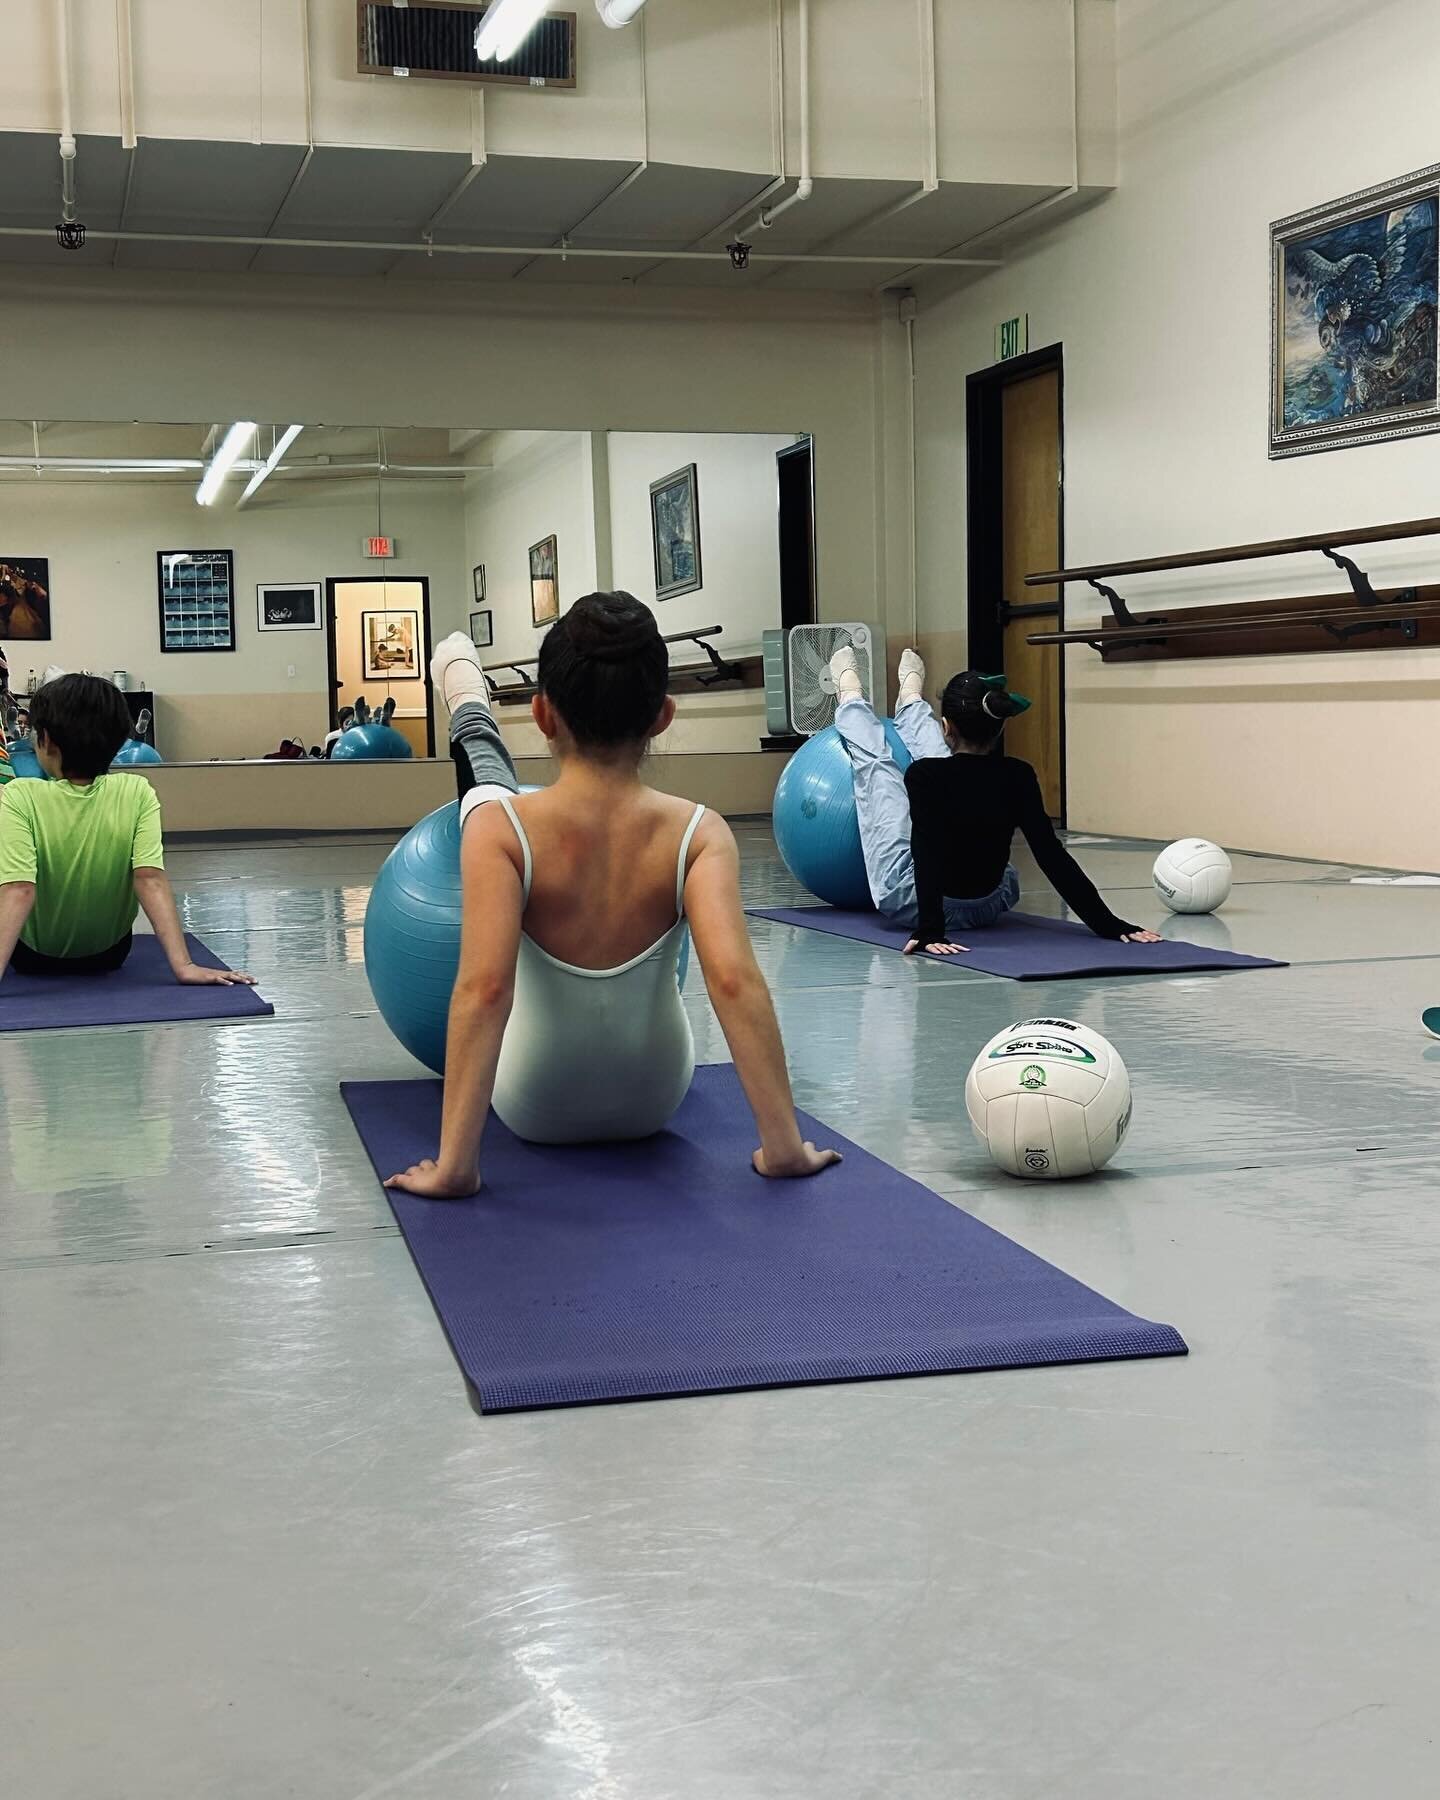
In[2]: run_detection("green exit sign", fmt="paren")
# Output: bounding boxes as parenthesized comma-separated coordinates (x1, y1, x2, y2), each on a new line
(996, 314, 1029, 361)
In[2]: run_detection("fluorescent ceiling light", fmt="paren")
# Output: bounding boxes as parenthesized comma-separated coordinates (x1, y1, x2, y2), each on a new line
(196, 421, 256, 506)
(239, 424, 303, 503)
(475, 0, 549, 62)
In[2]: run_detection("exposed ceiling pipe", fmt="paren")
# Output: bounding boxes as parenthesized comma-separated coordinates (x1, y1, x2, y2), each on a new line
(115, 0, 137, 150)
(55, 0, 78, 225)
(596, 0, 649, 24)
(0, 222, 998, 270)
(744, 0, 811, 236)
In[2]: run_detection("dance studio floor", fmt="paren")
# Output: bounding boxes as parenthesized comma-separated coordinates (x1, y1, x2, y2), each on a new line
(3, 823, 1437, 1799)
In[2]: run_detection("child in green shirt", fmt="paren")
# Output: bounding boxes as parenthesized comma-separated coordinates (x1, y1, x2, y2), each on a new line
(0, 674, 255, 987)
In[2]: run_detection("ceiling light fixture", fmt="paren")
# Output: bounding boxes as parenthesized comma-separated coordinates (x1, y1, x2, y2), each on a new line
(474, 0, 549, 63)
(239, 424, 303, 503)
(195, 421, 256, 506)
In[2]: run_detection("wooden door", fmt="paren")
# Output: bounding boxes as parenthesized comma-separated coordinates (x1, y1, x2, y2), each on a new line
(329, 576, 435, 756)
(1000, 368, 1062, 814)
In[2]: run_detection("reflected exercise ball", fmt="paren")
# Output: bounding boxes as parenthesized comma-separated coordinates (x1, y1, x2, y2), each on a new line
(6, 740, 46, 779)
(966, 1016, 1133, 1180)
(332, 723, 413, 762)
(772, 720, 913, 909)
(112, 738, 163, 766)
(1152, 838, 1231, 914)
(365, 789, 544, 1074)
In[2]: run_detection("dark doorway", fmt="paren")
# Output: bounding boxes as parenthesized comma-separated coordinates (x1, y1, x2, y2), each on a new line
(966, 344, 1065, 819)
(776, 436, 816, 629)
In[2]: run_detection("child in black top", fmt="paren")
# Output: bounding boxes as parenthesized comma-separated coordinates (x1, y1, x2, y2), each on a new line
(831, 649, 1160, 956)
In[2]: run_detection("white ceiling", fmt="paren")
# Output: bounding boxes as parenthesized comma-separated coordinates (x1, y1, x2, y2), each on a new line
(0, 132, 1067, 292)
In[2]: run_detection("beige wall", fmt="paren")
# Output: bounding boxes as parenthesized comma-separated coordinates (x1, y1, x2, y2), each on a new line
(911, 0, 1440, 870)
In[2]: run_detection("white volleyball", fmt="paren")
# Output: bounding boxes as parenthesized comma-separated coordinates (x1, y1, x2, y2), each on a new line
(1152, 838, 1232, 914)
(965, 1017, 1132, 1180)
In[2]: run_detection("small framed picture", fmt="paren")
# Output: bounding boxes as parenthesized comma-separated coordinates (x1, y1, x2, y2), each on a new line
(650, 463, 702, 599)
(0, 556, 52, 641)
(361, 608, 421, 681)
(470, 609, 493, 649)
(472, 564, 487, 602)
(530, 534, 559, 628)
(257, 581, 322, 632)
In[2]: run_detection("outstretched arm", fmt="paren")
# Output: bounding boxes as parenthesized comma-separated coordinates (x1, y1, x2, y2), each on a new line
(0, 881, 36, 982)
(386, 807, 524, 1199)
(1015, 771, 1159, 943)
(133, 867, 258, 983)
(685, 816, 840, 1179)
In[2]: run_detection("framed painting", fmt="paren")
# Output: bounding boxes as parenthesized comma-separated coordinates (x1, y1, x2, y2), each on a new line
(530, 535, 559, 628)
(469, 608, 493, 649)
(157, 550, 236, 653)
(0, 557, 52, 641)
(650, 463, 702, 599)
(257, 581, 322, 632)
(361, 608, 421, 680)
(1271, 163, 1440, 457)
(472, 564, 487, 602)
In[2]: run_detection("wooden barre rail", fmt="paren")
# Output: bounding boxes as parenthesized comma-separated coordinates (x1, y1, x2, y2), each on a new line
(1024, 514, 1440, 588)
(1028, 593, 1440, 650)
(481, 623, 752, 702)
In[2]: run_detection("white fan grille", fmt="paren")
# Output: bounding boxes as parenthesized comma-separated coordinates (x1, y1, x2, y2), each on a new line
(786, 623, 876, 734)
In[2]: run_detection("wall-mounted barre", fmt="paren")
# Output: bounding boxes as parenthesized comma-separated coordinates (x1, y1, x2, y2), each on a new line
(482, 624, 747, 701)
(1021, 514, 1440, 662)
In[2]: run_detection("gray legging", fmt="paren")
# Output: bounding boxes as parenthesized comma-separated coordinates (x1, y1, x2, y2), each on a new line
(451, 700, 520, 803)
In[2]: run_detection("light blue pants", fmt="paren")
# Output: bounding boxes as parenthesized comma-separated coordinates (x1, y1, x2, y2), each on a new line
(834, 694, 1020, 933)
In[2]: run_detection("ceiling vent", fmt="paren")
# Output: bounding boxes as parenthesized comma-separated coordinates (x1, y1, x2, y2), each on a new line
(357, 4, 577, 87)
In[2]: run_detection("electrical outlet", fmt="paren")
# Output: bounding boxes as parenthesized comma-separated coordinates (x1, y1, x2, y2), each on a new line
(287, 663, 295, 678)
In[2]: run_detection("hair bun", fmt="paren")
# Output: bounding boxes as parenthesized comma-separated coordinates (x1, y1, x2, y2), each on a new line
(572, 593, 659, 663)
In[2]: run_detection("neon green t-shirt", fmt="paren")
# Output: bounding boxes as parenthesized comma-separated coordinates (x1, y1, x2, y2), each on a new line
(0, 773, 164, 957)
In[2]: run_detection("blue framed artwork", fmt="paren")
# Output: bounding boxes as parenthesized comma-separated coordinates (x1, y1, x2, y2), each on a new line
(649, 463, 702, 600)
(1271, 163, 1440, 457)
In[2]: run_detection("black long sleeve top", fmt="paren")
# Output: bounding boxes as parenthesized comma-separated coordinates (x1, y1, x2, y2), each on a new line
(903, 753, 1139, 947)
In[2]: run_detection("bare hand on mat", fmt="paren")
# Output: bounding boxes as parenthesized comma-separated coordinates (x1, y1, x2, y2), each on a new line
(1120, 930, 1164, 944)
(385, 1157, 483, 1200)
(903, 938, 969, 957)
(176, 961, 257, 986)
(752, 1141, 843, 1179)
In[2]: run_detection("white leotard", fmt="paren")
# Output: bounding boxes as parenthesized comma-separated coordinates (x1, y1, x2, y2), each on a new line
(487, 795, 707, 1145)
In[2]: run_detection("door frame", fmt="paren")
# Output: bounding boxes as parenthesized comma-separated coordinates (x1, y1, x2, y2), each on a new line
(775, 434, 817, 630)
(325, 573, 436, 757)
(965, 341, 1066, 822)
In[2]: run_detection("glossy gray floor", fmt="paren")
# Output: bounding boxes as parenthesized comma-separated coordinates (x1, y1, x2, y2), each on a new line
(3, 824, 1437, 1799)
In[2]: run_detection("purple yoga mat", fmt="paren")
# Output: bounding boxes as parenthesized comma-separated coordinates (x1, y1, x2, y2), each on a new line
(0, 934, 273, 1030)
(747, 906, 1286, 979)
(342, 1064, 1186, 1414)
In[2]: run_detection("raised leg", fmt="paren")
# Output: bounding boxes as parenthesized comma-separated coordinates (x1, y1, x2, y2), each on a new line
(891, 695, 949, 763)
(833, 695, 918, 918)
(432, 632, 520, 814)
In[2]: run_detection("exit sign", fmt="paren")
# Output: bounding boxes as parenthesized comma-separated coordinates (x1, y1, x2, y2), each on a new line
(362, 535, 396, 559)
(995, 315, 1029, 361)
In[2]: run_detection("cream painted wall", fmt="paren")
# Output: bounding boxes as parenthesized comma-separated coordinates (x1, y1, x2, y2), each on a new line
(0, 474, 465, 759)
(912, 0, 1440, 870)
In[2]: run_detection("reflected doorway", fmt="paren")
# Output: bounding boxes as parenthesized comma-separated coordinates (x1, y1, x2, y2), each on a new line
(325, 575, 436, 757)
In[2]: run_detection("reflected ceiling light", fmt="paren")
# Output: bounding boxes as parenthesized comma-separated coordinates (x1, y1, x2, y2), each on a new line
(475, 0, 549, 62)
(239, 424, 303, 503)
(196, 421, 256, 506)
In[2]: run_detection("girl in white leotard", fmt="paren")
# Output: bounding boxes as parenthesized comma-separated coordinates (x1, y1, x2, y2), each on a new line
(385, 591, 841, 1200)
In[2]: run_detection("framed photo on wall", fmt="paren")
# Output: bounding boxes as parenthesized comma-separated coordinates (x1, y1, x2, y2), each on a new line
(650, 463, 702, 599)
(530, 535, 559, 628)
(472, 564, 487, 602)
(0, 557, 52, 641)
(257, 581, 322, 632)
(1271, 162, 1440, 458)
(470, 609, 493, 649)
(157, 549, 236, 653)
(361, 608, 421, 680)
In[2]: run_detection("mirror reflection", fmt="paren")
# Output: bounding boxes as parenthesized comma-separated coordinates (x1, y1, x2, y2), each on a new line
(0, 422, 814, 765)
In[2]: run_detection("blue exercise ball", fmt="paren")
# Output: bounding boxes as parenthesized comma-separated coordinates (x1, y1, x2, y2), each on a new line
(365, 788, 544, 1074)
(332, 723, 413, 762)
(112, 738, 163, 766)
(6, 740, 46, 779)
(772, 720, 913, 909)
